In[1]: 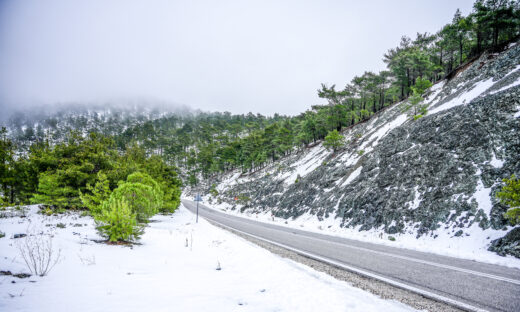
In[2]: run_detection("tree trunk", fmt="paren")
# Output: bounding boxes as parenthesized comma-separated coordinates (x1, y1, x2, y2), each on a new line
(406, 68, 411, 97)
(459, 39, 463, 65)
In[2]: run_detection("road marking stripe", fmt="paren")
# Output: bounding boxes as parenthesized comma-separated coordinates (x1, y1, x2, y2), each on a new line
(208, 218, 489, 312)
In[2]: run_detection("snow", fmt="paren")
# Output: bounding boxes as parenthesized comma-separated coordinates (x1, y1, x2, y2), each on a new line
(424, 80, 446, 104)
(341, 166, 362, 187)
(408, 186, 422, 210)
(471, 179, 493, 216)
(205, 202, 520, 269)
(429, 77, 495, 115)
(490, 77, 520, 94)
(359, 114, 408, 153)
(216, 171, 241, 191)
(488, 154, 505, 169)
(489, 65, 520, 95)
(284, 145, 328, 185)
(0, 205, 414, 312)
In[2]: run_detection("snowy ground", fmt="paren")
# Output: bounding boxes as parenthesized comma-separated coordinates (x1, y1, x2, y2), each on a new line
(0, 205, 415, 312)
(203, 199, 520, 269)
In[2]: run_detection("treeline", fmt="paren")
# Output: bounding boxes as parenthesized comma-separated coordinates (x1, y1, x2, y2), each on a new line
(0, 127, 181, 214)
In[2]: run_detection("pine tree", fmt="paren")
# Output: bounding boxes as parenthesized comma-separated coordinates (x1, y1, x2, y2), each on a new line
(80, 172, 111, 215)
(497, 174, 520, 225)
(323, 130, 344, 153)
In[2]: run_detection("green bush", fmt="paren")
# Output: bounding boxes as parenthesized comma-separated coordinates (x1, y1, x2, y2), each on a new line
(126, 172, 164, 210)
(323, 130, 345, 152)
(95, 198, 142, 242)
(31, 172, 81, 209)
(209, 184, 219, 197)
(109, 182, 157, 223)
(80, 172, 111, 215)
(498, 174, 520, 225)
(236, 195, 251, 205)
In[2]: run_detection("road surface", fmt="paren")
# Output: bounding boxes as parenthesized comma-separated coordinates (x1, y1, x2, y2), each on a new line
(182, 200, 520, 312)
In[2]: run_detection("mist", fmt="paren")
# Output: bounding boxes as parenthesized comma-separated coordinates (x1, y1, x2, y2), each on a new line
(0, 0, 475, 117)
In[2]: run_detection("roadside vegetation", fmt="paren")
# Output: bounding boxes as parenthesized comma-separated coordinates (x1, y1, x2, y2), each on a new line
(498, 174, 520, 225)
(0, 129, 181, 242)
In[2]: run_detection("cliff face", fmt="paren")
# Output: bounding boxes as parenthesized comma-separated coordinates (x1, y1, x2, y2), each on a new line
(197, 42, 520, 258)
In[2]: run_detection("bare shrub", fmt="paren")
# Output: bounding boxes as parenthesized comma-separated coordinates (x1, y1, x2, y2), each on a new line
(78, 253, 96, 266)
(17, 233, 61, 276)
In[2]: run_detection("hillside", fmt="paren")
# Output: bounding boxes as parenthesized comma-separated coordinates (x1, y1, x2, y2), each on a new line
(187, 41, 520, 261)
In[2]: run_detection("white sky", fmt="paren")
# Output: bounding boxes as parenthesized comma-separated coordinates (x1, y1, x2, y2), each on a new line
(0, 0, 475, 116)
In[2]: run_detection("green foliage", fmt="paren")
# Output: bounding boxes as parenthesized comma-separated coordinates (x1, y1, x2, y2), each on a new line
(95, 198, 142, 242)
(31, 172, 81, 209)
(109, 182, 157, 223)
(209, 184, 219, 197)
(0, 129, 181, 217)
(140, 156, 181, 213)
(412, 77, 433, 95)
(80, 172, 111, 215)
(0, 127, 15, 204)
(403, 77, 433, 119)
(236, 195, 251, 205)
(358, 150, 365, 156)
(323, 130, 344, 152)
(28, 133, 118, 209)
(126, 171, 164, 211)
(388, 236, 396, 241)
(497, 174, 520, 225)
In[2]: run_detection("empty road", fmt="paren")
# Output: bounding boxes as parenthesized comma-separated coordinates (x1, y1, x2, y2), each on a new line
(182, 200, 520, 312)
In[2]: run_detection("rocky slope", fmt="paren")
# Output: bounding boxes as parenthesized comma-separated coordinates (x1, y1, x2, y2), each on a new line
(192, 42, 520, 259)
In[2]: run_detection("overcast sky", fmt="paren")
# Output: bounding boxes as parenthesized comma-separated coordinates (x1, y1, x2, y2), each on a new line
(0, 0, 475, 116)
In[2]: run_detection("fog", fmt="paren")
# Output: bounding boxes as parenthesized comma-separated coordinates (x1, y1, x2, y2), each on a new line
(0, 0, 474, 117)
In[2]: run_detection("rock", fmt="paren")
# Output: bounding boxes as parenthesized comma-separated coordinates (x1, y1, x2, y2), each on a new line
(454, 230, 464, 237)
(488, 227, 520, 258)
(13, 234, 26, 239)
(13, 273, 31, 278)
(0, 270, 12, 276)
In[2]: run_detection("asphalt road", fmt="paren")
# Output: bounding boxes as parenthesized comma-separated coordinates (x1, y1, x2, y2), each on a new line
(182, 200, 520, 312)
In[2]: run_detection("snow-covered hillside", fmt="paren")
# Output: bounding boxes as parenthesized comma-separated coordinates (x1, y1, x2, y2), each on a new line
(190, 41, 520, 261)
(0, 205, 415, 312)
